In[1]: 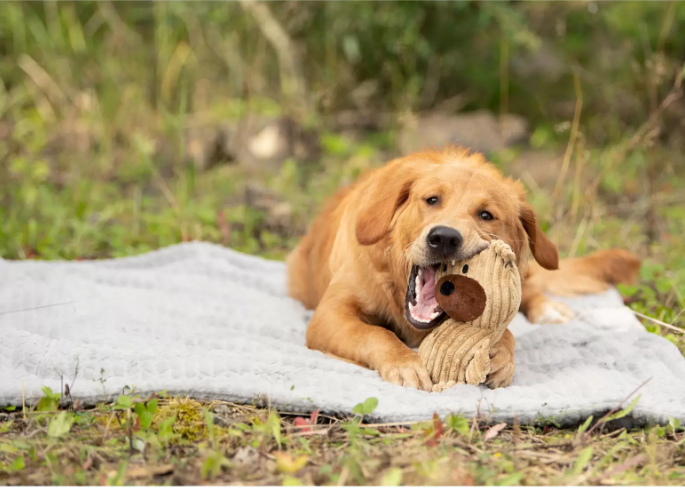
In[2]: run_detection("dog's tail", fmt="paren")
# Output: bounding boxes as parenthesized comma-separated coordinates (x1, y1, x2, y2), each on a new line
(527, 249, 641, 297)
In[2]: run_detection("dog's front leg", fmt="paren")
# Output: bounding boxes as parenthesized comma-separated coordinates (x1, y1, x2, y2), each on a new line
(305, 284, 433, 391)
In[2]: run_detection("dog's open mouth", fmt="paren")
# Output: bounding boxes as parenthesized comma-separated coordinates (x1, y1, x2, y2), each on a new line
(405, 264, 448, 330)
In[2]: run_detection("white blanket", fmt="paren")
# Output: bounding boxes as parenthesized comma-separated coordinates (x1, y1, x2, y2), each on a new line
(1, 242, 684, 426)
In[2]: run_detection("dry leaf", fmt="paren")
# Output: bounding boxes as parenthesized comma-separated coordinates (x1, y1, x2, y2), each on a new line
(603, 453, 647, 478)
(293, 417, 313, 434)
(274, 452, 309, 475)
(422, 413, 444, 447)
(125, 464, 174, 480)
(483, 422, 506, 441)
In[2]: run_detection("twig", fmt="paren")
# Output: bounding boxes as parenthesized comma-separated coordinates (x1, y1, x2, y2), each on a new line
(570, 133, 585, 222)
(240, 0, 311, 121)
(553, 69, 583, 200)
(18, 54, 69, 108)
(588, 62, 684, 194)
(623, 82, 682, 155)
(585, 377, 652, 437)
(161, 41, 192, 105)
(336, 466, 349, 486)
(499, 26, 509, 133)
(291, 429, 330, 437)
(631, 310, 684, 334)
(97, 1, 141, 43)
(153, 175, 188, 242)
(568, 218, 588, 258)
(361, 420, 427, 428)
(602, 453, 648, 478)
(599, 427, 626, 440)
(0, 301, 74, 316)
(603, 193, 685, 213)
(22, 379, 26, 421)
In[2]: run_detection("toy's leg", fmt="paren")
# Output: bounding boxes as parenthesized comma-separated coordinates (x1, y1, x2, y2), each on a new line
(485, 328, 515, 388)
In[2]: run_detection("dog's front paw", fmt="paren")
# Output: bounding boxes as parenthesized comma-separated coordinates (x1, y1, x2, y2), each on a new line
(378, 351, 433, 391)
(528, 299, 574, 324)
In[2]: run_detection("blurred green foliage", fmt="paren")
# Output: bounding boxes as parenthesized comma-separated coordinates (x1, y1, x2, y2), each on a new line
(1, 2, 683, 126)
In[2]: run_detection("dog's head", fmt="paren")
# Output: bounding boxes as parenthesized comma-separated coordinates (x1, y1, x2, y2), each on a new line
(354, 147, 558, 330)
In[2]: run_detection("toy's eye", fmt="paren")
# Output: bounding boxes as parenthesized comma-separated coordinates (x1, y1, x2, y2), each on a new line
(462, 264, 469, 274)
(479, 210, 494, 221)
(426, 196, 439, 206)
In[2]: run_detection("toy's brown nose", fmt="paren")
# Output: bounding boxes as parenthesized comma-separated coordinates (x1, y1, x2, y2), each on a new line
(435, 274, 486, 322)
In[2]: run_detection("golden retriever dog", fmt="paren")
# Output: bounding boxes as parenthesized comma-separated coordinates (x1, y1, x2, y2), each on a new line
(287, 147, 640, 391)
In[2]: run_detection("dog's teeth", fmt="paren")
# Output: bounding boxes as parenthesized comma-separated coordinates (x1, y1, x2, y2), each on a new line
(429, 311, 441, 320)
(451, 260, 455, 266)
(409, 303, 430, 323)
(415, 273, 421, 297)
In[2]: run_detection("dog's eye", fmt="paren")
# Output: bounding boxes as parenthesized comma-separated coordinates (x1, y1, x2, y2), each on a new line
(425, 196, 439, 206)
(479, 211, 494, 221)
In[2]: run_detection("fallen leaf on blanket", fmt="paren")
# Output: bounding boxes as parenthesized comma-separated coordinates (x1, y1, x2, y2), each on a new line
(483, 422, 506, 441)
(275, 452, 309, 474)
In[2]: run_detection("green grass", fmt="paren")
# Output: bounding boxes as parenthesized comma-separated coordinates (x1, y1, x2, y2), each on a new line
(2, 390, 685, 485)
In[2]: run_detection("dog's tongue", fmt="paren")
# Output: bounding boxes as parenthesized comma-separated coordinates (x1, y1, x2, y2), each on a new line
(415, 266, 437, 318)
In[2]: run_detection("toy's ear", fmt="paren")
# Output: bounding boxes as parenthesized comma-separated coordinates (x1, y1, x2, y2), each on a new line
(355, 162, 417, 245)
(518, 202, 559, 270)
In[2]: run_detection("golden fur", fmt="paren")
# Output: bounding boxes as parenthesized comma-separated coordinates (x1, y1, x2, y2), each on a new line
(287, 147, 641, 391)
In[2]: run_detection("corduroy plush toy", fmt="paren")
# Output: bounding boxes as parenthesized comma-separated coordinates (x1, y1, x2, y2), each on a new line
(418, 240, 522, 392)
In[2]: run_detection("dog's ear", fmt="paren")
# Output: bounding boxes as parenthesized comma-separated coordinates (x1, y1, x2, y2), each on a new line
(518, 202, 559, 270)
(355, 162, 416, 245)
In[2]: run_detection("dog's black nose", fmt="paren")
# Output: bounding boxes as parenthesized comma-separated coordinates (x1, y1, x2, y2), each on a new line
(427, 226, 463, 259)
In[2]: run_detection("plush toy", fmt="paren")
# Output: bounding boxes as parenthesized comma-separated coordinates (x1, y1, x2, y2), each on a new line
(418, 240, 521, 392)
